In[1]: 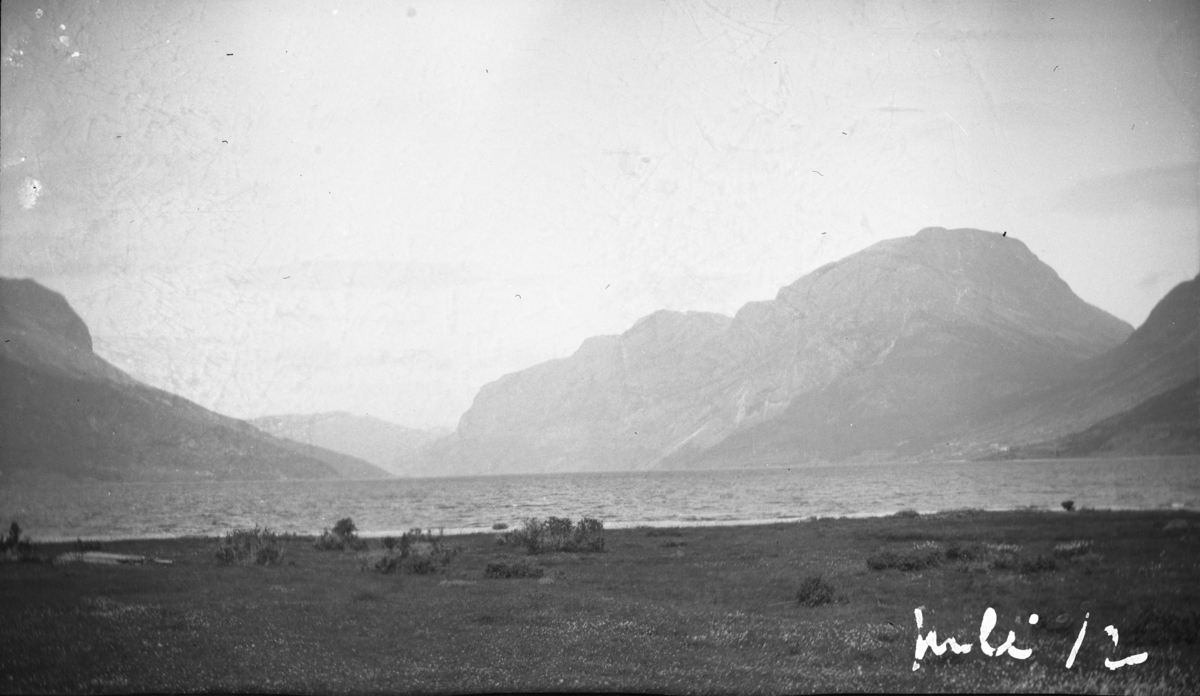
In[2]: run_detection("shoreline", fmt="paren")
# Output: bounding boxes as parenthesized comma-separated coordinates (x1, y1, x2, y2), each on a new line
(27, 502, 1197, 545)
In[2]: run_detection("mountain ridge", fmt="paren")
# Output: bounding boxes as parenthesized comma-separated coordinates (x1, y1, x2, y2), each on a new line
(250, 412, 447, 476)
(434, 227, 1134, 475)
(1, 277, 390, 482)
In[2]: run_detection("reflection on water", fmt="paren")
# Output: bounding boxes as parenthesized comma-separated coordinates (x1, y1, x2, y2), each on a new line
(3, 457, 1198, 541)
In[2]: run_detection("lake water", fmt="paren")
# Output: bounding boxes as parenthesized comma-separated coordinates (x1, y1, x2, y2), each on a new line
(3, 457, 1198, 542)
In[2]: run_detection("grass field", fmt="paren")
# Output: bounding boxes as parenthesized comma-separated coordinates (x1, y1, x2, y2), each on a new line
(2, 509, 1199, 694)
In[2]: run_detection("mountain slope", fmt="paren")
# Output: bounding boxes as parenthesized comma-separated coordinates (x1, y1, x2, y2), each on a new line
(442, 228, 1132, 473)
(968, 274, 1199, 455)
(984, 378, 1199, 459)
(448, 309, 734, 474)
(250, 412, 446, 476)
(0, 277, 389, 482)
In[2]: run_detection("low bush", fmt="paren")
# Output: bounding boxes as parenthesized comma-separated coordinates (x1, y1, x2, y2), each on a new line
(215, 526, 285, 566)
(491, 523, 509, 531)
(313, 517, 368, 551)
(984, 543, 1023, 570)
(795, 575, 838, 607)
(867, 539, 1060, 574)
(1061, 500, 1075, 512)
(501, 516, 606, 555)
(1, 521, 39, 562)
(893, 509, 920, 518)
(484, 559, 544, 579)
(359, 528, 459, 575)
(73, 539, 102, 552)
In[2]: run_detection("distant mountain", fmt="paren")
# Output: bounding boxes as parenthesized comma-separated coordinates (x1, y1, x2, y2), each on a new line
(983, 378, 1199, 459)
(970, 274, 1199, 457)
(250, 412, 447, 476)
(438, 228, 1133, 474)
(0, 277, 390, 482)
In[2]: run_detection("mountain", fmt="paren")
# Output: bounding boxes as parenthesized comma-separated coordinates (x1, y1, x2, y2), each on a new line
(250, 412, 447, 476)
(984, 378, 1199, 459)
(971, 274, 1199, 457)
(439, 228, 1133, 474)
(0, 277, 390, 482)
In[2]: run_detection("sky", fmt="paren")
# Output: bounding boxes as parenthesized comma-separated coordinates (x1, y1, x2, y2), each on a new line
(2, 0, 1197, 430)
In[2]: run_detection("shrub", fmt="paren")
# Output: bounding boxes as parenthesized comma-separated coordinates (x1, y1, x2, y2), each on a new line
(313, 530, 346, 550)
(1061, 500, 1075, 512)
(359, 550, 400, 574)
(568, 517, 606, 553)
(893, 509, 920, 518)
(545, 516, 573, 538)
(500, 518, 539, 551)
(1, 521, 39, 562)
(502, 516, 606, 554)
(333, 517, 357, 538)
(484, 559, 544, 579)
(73, 539, 102, 552)
(985, 543, 1022, 570)
(359, 528, 459, 575)
(406, 556, 440, 575)
(313, 517, 368, 551)
(215, 526, 285, 566)
(492, 523, 509, 530)
(795, 575, 838, 607)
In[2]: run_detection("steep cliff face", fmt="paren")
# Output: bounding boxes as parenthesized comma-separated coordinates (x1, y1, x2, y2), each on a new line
(0, 277, 388, 482)
(452, 310, 734, 473)
(443, 228, 1133, 473)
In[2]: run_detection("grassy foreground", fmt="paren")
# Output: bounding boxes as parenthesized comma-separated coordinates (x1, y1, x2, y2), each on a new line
(2, 510, 1199, 694)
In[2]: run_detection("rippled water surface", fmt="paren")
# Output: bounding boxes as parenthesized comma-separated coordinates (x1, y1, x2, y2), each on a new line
(3, 457, 1198, 541)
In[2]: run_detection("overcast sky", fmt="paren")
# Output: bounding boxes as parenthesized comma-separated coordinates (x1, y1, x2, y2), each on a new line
(2, 0, 1197, 429)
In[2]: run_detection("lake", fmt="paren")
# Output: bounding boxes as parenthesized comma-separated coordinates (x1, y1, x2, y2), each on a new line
(2, 456, 1198, 542)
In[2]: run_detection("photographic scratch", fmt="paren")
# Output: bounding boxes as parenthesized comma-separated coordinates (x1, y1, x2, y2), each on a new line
(943, 112, 969, 136)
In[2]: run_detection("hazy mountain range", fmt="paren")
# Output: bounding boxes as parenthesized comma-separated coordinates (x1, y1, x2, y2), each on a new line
(2, 227, 1195, 482)
(427, 227, 1194, 474)
(249, 413, 448, 477)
